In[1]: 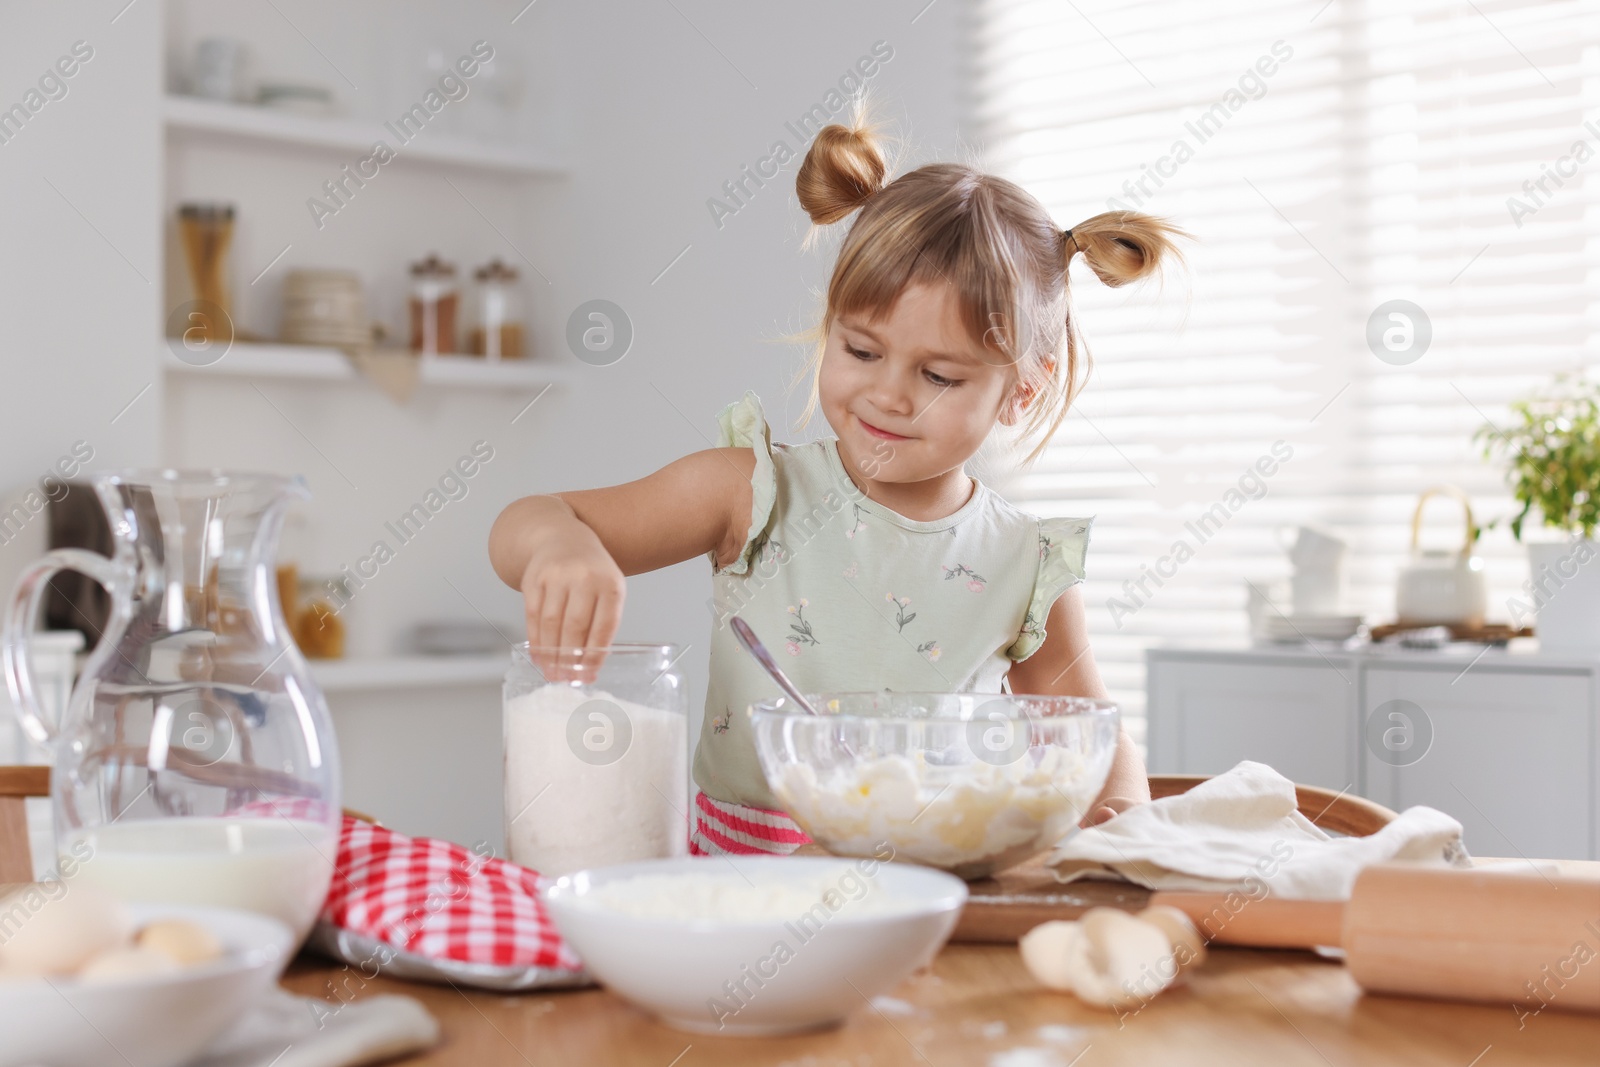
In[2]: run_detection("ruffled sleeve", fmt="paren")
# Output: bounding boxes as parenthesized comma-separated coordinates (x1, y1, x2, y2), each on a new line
(1006, 515, 1093, 661)
(709, 391, 779, 577)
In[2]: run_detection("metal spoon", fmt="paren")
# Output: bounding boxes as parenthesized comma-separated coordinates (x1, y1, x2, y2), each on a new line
(729, 616, 822, 716)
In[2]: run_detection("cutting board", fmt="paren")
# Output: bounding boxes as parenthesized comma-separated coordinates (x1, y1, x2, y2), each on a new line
(950, 853, 1152, 942)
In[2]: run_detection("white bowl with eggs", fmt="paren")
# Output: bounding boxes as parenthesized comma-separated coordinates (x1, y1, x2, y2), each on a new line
(544, 855, 966, 1035)
(0, 888, 292, 1067)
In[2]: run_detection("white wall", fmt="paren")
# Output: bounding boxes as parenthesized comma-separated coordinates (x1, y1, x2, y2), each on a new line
(2, 0, 968, 848)
(0, 0, 162, 586)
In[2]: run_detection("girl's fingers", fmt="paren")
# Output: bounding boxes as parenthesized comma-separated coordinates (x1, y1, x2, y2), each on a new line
(560, 590, 598, 682)
(523, 585, 553, 678)
(586, 585, 624, 680)
(588, 584, 623, 648)
(538, 585, 570, 679)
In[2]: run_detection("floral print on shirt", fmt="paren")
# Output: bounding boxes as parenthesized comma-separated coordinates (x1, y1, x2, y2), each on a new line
(846, 503, 868, 539)
(786, 599, 819, 655)
(886, 592, 916, 631)
(943, 563, 987, 592)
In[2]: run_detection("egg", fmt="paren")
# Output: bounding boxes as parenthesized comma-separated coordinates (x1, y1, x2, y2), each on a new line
(77, 946, 180, 984)
(1019, 919, 1084, 992)
(1076, 908, 1177, 1009)
(1020, 908, 1181, 1010)
(0, 884, 132, 976)
(1136, 904, 1208, 972)
(137, 919, 223, 966)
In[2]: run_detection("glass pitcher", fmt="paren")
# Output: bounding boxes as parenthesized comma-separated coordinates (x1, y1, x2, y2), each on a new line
(2, 470, 340, 944)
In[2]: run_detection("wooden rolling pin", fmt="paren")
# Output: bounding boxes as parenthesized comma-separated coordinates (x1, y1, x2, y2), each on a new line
(1156, 864, 1600, 1012)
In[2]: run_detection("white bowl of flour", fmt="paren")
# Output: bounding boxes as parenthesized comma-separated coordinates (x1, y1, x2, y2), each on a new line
(543, 855, 966, 1035)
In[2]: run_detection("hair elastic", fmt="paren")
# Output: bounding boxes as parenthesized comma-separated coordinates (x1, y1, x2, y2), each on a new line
(1063, 228, 1080, 255)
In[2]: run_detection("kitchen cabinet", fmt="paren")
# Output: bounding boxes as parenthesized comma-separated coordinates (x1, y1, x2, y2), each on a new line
(1147, 643, 1599, 860)
(1147, 655, 1357, 792)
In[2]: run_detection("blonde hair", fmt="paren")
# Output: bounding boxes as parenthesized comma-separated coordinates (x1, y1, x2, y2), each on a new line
(789, 103, 1186, 466)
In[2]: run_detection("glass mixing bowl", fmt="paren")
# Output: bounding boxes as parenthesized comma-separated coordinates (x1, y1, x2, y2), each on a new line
(751, 692, 1120, 880)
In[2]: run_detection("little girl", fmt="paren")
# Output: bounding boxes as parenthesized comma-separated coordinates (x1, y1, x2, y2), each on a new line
(489, 114, 1181, 857)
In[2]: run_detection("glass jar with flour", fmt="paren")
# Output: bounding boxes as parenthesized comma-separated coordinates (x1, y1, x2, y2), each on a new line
(503, 644, 688, 876)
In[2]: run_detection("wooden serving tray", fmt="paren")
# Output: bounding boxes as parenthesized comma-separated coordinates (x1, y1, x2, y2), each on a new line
(952, 853, 1150, 942)
(1369, 621, 1533, 642)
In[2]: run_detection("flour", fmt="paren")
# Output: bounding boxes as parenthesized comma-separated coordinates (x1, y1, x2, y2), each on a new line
(503, 684, 687, 877)
(567, 869, 921, 921)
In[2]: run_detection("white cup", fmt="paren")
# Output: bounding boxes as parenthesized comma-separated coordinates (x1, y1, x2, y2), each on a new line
(192, 38, 243, 101)
(1291, 567, 1342, 616)
(1281, 524, 1347, 571)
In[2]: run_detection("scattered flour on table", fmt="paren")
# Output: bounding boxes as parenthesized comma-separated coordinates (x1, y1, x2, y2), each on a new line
(503, 684, 686, 877)
(870, 995, 919, 1017)
(990, 1050, 1069, 1067)
(1036, 1024, 1087, 1045)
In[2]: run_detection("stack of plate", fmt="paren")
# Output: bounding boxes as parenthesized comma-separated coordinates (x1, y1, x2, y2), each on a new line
(1259, 614, 1363, 643)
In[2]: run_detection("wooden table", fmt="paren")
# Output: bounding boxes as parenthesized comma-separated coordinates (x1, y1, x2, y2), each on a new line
(281, 918, 1600, 1066)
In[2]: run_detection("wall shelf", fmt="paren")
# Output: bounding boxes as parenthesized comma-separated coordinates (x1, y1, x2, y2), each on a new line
(163, 94, 567, 178)
(310, 653, 509, 693)
(163, 341, 576, 389)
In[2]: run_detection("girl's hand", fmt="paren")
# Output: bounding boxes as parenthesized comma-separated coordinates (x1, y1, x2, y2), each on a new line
(1081, 796, 1142, 828)
(518, 520, 626, 682)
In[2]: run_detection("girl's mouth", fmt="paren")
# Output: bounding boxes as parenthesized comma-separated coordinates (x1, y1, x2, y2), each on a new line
(858, 417, 910, 442)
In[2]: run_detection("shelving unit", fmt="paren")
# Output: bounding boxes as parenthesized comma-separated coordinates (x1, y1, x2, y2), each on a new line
(163, 341, 576, 389)
(163, 94, 568, 178)
(309, 653, 509, 693)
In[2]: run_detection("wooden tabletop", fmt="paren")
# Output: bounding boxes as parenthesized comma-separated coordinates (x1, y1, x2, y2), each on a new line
(280, 936, 1600, 1066)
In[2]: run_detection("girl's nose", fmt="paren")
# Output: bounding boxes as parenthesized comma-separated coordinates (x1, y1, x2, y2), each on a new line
(868, 363, 916, 416)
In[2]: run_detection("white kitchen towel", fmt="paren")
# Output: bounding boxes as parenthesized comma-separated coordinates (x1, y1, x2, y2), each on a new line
(1047, 760, 1472, 901)
(193, 988, 439, 1067)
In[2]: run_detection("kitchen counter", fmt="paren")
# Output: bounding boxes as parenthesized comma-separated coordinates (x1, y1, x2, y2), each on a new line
(281, 857, 1600, 1066)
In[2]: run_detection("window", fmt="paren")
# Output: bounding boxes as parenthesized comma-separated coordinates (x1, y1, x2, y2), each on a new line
(970, 0, 1600, 739)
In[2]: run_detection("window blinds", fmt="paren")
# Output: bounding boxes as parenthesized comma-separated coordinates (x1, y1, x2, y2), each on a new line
(969, 0, 1600, 738)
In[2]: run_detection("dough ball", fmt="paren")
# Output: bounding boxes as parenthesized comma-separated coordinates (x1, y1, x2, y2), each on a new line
(1136, 904, 1207, 972)
(0, 885, 132, 976)
(78, 946, 180, 984)
(137, 919, 223, 966)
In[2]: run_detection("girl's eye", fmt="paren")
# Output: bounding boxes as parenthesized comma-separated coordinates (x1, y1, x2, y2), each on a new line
(844, 340, 962, 387)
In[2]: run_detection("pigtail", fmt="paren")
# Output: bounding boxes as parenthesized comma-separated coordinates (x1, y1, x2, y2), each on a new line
(1063, 210, 1187, 287)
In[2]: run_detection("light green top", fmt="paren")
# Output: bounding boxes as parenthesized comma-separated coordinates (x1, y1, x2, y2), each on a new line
(694, 391, 1094, 810)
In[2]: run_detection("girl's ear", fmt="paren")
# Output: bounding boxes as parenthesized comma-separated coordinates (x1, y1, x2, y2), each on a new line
(999, 380, 1033, 427)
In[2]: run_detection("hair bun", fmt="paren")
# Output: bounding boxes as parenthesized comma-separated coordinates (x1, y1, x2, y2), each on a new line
(796, 123, 888, 226)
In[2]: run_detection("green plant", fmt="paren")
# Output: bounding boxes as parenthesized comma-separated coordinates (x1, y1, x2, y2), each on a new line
(1475, 375, 1600, 541)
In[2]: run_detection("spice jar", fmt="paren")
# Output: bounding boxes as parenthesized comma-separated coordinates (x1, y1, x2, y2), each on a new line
(503, 644, 688, 876)
(177, 202, 235, 342)
(408, 253, 458, 355)
(468, 258, 526, 360)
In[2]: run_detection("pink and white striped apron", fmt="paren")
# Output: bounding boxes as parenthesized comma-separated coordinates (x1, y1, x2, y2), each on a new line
(688, 791, 812, 856)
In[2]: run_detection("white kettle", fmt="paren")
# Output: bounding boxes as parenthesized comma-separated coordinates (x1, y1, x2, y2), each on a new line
(1395, 486, 1488, 627)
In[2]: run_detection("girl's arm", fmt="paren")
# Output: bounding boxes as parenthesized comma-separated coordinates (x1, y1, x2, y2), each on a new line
(489, 448, 756, 651)
(1005, 584, 1150, 826)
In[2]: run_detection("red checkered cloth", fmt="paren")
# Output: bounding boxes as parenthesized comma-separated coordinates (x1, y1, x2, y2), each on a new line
(309, 815, 589, 990)
(688, 791, 812, 856)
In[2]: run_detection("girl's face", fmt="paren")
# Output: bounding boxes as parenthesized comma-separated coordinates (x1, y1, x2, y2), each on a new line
(821, 280, 1020, 487)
